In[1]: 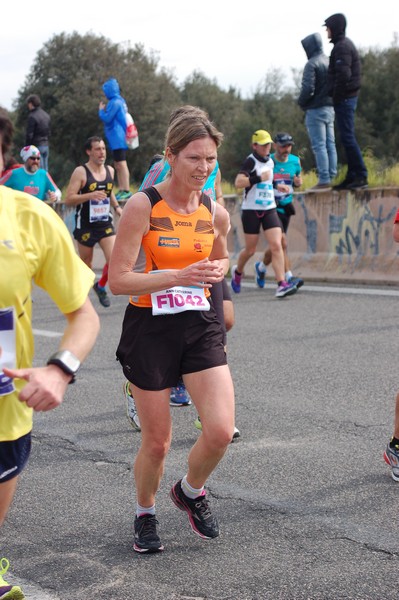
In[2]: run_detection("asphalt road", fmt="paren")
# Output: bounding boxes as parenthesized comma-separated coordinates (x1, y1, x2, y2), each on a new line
(2, 280, 399, 600)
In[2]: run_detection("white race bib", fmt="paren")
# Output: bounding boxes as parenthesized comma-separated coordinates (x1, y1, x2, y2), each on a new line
(254, 182, 275, 208)
(89, 198, 110, 223)
(0, 307, 16, 396)
(151, 286, 210, 316)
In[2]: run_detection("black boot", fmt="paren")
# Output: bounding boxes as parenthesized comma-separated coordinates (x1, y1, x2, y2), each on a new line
(345, 178, 368, 190)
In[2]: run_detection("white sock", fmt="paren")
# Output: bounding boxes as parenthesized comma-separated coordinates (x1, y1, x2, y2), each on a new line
(181, 475, 204, 499)
(285, 270, 293, 280)
(136, 503, 155, 517)
(258, 261, 267, 273)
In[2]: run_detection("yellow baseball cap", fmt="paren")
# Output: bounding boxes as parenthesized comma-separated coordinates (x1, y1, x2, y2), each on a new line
(252, 130, 273, 145)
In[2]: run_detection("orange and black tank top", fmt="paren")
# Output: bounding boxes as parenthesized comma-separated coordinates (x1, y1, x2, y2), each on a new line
(130, 186, 215, 308)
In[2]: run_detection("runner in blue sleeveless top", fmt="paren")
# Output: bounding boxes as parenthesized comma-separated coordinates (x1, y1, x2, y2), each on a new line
(254, 132, 304, 290)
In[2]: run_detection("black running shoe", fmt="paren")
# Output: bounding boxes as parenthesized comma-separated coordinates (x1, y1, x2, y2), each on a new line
(345, 178, 368, 190)
(332, 179, 352, 191)
(133, 514, 164, 553)
(170, 480, 219, 539)
(93, 282, 111, 307)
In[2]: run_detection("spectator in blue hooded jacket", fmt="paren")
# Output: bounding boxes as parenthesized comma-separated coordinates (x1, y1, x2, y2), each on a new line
(99, 78, 131, 200)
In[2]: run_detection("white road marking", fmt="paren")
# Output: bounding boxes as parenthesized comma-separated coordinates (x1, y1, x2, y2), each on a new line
(33, 328, 63, 338)
(240, 281, 399, 297)
(300, 285, 399, 296)
(31, 283, 399, 341)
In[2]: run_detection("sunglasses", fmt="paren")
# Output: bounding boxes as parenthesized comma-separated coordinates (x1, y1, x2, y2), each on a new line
(276, 136, 293, 145)
(29, 157, 41, 161)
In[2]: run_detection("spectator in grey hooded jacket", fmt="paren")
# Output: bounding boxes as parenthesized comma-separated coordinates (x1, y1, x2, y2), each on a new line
(298, 33, 337, 190)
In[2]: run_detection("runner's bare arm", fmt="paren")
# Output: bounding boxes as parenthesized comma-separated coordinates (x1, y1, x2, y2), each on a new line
(65, 166, 107, 205)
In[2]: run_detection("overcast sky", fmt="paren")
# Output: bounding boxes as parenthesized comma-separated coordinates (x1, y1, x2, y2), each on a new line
(1, 0, 398, 110)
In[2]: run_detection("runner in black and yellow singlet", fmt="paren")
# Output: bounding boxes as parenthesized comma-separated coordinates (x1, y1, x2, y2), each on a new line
(74, 163, 114, 235)
(65, 137, 123, 308)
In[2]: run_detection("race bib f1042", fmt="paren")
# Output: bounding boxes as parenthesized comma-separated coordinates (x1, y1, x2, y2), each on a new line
(149, 271, 210, 316)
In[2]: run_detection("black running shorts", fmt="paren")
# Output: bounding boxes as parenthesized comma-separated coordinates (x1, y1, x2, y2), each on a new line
(221, 278, 232, 302)
(209, 281, 224, 327)
(0, 432, 31, 483)
(73, 225, 115, 247)
(116, 303, 227, 390)
(112, 149, 127, 162)
(276, 210, 290, 233)
(241, 208, 282, 234)
(209, 280, 226, 345)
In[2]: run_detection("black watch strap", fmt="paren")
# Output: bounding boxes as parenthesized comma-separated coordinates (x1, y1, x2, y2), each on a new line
(47, 351, 80, 384)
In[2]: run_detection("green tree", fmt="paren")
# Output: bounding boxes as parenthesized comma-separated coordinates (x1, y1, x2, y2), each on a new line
(359, 37, 399, 166)
(222, 69, 310, 178)
(180, 71, 245, 180)
(14, 32, 180, 186)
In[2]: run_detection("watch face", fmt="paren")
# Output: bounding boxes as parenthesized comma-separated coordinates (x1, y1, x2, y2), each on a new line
(61, 352, 80, 373)
(49, 351, 80, 374)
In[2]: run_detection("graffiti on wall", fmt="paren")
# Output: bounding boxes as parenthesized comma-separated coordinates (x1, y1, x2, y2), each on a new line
(329, 200, 396, 265)
(296, 194, 317, 254)
(297, 194, 396, 265)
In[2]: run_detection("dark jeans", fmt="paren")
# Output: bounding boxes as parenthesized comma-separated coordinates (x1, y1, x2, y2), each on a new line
(334, 97, 368, 181)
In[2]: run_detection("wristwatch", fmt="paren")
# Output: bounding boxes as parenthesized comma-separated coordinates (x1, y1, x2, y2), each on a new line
(47, 350, 81, 383)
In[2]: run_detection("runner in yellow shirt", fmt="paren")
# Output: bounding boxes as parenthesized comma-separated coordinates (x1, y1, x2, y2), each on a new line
(0, 115, 100, 599)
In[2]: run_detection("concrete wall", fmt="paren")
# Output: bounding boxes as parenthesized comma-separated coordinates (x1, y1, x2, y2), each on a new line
(227, 187, 399, 285)
(56, 187, 399, 284)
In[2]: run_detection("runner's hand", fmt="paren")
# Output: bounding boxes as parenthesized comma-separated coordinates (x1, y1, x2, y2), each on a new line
(177, 258, 224, 288)
(91, 190, 108, 201)
(3, 365, 71, 412)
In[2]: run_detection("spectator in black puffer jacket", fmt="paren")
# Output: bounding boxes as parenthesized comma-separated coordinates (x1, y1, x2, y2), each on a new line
(25, 94, 51, 172)
(298, 32, 338, 190)
(324, 13, 368, 190)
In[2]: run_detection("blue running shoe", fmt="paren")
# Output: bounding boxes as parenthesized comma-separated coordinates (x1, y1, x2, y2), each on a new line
(288, 275, 304, 289)
(115, 190, 132, 201)
(254, 261, 266, 289)
(170, 379, 192, 407)
(231, 265, 241, 293)
(93, 281, 111, 307)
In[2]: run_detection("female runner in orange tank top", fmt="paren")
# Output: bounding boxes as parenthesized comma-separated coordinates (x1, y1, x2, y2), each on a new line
(109, 108, 235, 553)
